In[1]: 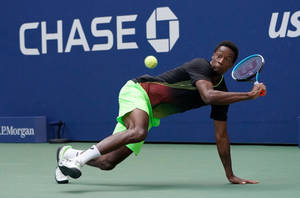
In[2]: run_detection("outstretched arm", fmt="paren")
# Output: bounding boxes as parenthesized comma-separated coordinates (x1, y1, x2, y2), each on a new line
(195, 80, 266, 105)
(214, 120, 259, 184)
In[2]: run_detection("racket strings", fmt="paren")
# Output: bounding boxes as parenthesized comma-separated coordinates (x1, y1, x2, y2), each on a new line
(233, 56, 263, 80)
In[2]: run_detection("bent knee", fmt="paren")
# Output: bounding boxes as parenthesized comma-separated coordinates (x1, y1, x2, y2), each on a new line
(99, 161, 116, 171)
(128, 128, 148, 143)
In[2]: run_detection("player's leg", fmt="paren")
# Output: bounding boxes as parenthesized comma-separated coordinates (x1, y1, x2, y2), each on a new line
(55, 145, 132, 183)
(96, 108, 149, 155)
(86, 109, 148, 170)
(59, 108, 149, 178)
(56, 145, 132, 183)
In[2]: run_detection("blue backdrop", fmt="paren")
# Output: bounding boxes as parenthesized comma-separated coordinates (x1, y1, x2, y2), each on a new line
(0, 0, 299, 144)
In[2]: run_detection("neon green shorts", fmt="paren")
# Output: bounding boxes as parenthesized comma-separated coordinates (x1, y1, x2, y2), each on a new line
(112, 80, 160, 156)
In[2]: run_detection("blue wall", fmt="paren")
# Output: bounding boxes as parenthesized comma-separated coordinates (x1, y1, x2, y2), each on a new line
(0, 0, 299, 144)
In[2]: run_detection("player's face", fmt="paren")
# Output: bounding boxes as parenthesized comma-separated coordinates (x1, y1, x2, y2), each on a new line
(210, 46, 235, 74)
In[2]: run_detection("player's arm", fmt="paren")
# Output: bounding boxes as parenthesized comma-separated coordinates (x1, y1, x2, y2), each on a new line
(195, 80, 265, 105)
(214, 120, 259, 184)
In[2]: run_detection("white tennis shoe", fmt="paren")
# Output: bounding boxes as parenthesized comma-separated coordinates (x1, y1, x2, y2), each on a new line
(59, 158, 82, 179)
(55, 145, 72, 184)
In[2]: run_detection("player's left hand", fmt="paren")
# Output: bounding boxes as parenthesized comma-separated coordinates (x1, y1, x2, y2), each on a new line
(228, 175, 259, 184)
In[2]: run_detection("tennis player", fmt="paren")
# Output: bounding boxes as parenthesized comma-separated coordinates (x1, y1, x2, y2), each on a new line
(56, 41, 266, 184)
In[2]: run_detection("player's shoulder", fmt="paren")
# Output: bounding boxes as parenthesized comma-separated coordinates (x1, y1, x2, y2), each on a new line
(183, 58, 211, 70)
(189, 58, 209, 65)
(185, 58, 210, 68)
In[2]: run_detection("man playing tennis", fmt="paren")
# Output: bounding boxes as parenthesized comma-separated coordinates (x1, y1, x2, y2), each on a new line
(56, 41, 266, 184)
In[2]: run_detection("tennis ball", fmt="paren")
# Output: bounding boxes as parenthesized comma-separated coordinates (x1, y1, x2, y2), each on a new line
(144, 55, 158, 69)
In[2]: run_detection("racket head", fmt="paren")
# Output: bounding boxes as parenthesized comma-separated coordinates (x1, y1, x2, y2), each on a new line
(231, 54, 264, 81)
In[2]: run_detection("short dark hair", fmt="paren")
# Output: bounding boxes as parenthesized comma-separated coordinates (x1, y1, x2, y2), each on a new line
(214, 41, 239, 63)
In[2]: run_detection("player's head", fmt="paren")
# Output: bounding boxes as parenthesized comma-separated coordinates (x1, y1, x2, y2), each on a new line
(214, 41, 239, 62)
(211, 41, 239, 74)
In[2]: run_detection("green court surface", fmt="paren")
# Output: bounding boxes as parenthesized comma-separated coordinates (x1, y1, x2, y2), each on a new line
(0, 143, 299, 198)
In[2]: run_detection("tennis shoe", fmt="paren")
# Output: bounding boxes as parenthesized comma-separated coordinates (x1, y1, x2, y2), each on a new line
(55, 145, 72, 184)
(59, 158, 82, 179)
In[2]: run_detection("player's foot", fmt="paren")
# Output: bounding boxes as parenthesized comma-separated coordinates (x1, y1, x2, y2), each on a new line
(59, 158, 82, 179)
(55, 167, 69, 184)
(55, 145, 72, 184)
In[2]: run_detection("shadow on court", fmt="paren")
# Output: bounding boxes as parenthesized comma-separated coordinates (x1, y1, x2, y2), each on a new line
(61, 181, 299, 194)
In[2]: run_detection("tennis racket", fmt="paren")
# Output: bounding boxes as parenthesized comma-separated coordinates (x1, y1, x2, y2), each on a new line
(231, 54, 266, 96)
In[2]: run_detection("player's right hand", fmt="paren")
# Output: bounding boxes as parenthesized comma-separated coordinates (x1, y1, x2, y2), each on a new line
(249, 83, 266, 99)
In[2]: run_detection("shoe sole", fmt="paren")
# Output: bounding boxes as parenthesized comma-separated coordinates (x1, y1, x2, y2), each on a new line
(56, 179, 69, 184)
(59, 166, 82, 179)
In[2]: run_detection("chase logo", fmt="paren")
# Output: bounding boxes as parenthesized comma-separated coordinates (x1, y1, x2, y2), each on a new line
(19, 7, 179, 55)
(268, 11, 300, 38)
(146, 7, 179, 52)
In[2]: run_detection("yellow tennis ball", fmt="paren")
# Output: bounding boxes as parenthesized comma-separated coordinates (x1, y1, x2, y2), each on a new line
(144, 55, 158, 69)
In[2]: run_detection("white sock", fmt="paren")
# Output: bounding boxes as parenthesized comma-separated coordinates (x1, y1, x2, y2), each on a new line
(64, 148, 83, 159)
(76, 145, 101, 166)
